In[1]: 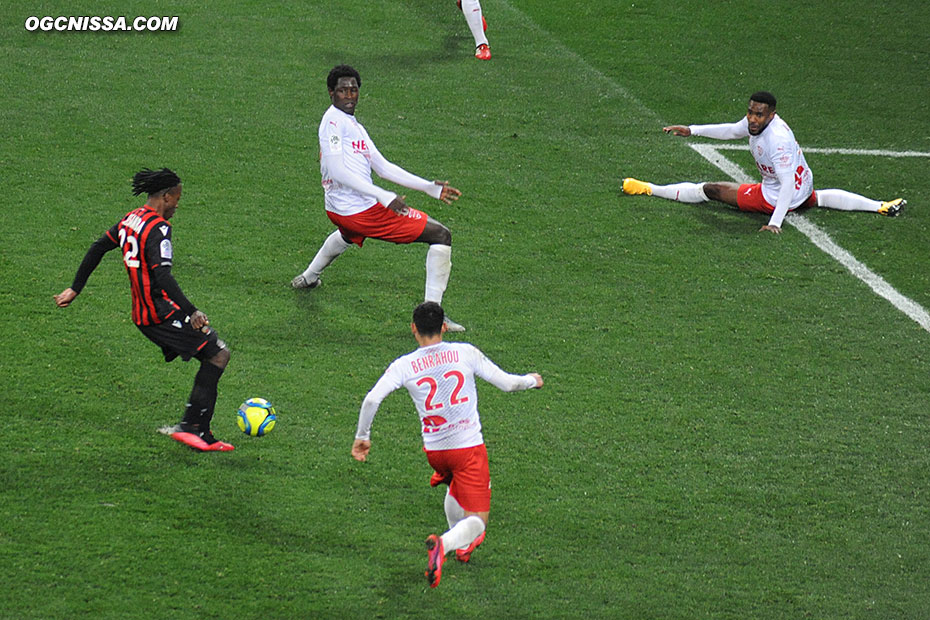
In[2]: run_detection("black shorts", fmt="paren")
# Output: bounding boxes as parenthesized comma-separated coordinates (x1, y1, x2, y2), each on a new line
(137, 315, 226, 362)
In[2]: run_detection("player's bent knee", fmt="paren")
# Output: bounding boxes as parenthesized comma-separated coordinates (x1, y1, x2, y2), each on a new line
(703, 183, 723, 201)
(419, 222, 452, 245)
(209, 347, 230, 370)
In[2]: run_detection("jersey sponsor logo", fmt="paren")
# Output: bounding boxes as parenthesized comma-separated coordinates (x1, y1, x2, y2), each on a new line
(422, 415, 448, 434)
(172, 319, 183, 329)
(160, 238, 173, 259)
(351, 139, 368, 153)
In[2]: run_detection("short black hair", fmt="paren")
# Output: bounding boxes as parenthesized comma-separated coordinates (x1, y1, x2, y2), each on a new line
(413, 302, 444, 337)
(132, 168, 181, 197)
(749, 91, 777, 109)
(327, 64, 361, 91)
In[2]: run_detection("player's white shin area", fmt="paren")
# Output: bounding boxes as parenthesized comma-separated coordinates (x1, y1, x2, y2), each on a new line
(425, 244, 452, 304)
(441, 515, 486, 553)
(816, 189, 882, 212)
(650, 182, 709, 203)
(444, 488, 467, 529)
(460, 0, 489, 47)
(303, 230, 351, 280)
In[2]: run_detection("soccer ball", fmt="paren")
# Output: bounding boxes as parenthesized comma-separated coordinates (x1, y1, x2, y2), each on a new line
(236, 398, 277, 436)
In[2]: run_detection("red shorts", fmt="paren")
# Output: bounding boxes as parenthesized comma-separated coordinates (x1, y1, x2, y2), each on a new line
(425, 444, 491, 512)
(736, 184, 817, 214)
(327, 202, 428, 247)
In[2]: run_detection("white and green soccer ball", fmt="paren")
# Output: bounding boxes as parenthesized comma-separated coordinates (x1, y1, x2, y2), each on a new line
(236, 397, 277, 436)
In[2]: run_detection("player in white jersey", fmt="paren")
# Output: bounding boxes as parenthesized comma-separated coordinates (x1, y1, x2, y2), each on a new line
(351, 302, 543, 588)
(292, 65, 467, 331)
(456, 0, 491, 60)
(622, 91, 906, 234)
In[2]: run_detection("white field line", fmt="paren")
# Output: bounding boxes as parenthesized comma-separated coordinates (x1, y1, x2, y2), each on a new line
(701, 144, 930, 158)
(498, 0, 930, 332)
(691, 144, 930, 333)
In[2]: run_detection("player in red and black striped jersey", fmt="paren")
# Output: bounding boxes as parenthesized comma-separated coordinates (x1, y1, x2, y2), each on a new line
(55, 168, 234, 452)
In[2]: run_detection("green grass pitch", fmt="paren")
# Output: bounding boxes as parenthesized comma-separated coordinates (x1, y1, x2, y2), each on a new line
(2, 0, 929, 617)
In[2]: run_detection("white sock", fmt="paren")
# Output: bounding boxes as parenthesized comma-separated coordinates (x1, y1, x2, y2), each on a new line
(460, 0, 488, 47)
(650, 182, 709, 203)
(816, 189, 881, 212)
(425, 244, 452, 304)
(444, 488, 466, 529)
(441, 515, 485, 553)
(302, 230, 351, 280)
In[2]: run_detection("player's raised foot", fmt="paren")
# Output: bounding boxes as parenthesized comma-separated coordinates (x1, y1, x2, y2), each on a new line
(291, 274, 322, 289)
(475, 44, 491, 61)
(455, 530, 485, 563)
(878, 198, 905, 217)
(443, 316, 466, 333)
(425, 534, 445, 588)
(622, 177, 652, 196)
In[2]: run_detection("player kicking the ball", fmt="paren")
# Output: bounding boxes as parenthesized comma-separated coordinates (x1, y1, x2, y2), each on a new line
(55, 168, 234, 452)
(351, 302, 543, 588)
(292, 65, 467, 332)
(622, 91, 906, 234)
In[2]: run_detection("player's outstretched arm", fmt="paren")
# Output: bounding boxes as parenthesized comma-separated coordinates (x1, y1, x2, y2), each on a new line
(56, 234, 119, 307)
(529, 373, 544, 388)
(351, 439, 371, 462)
(663, 125, 691, 137)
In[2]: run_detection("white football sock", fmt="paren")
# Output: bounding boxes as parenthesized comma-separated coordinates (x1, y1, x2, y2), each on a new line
(441, 515, 485, 553)
(650, 182, 709, 203)
(425, 244, 452, 304)
(460, 0, 488, 47)
(302, 230, 351, 280)
(444, 488, 466, 529)
(816, 189, 882, 212)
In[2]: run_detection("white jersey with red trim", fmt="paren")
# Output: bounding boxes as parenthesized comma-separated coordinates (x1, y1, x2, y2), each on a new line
(318, 105, 444, 216)
(691, 114, 813, 210)
(356, 341, 538, 451)
(319, 105, 386, 216)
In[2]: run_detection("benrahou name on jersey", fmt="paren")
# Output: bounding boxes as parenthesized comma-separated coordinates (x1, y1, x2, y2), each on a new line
(121, 211, 148, 234)
(410, 349, 460, 373)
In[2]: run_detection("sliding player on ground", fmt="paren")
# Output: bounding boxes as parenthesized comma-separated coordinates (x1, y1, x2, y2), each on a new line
(622, 91, 905, 234)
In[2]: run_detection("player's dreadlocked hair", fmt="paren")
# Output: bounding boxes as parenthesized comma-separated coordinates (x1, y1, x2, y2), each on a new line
(327, 64, 361, 91)
(132, 168, 181, 196)
(749, 91, 777, 110)
(413, 301, 445, 337)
